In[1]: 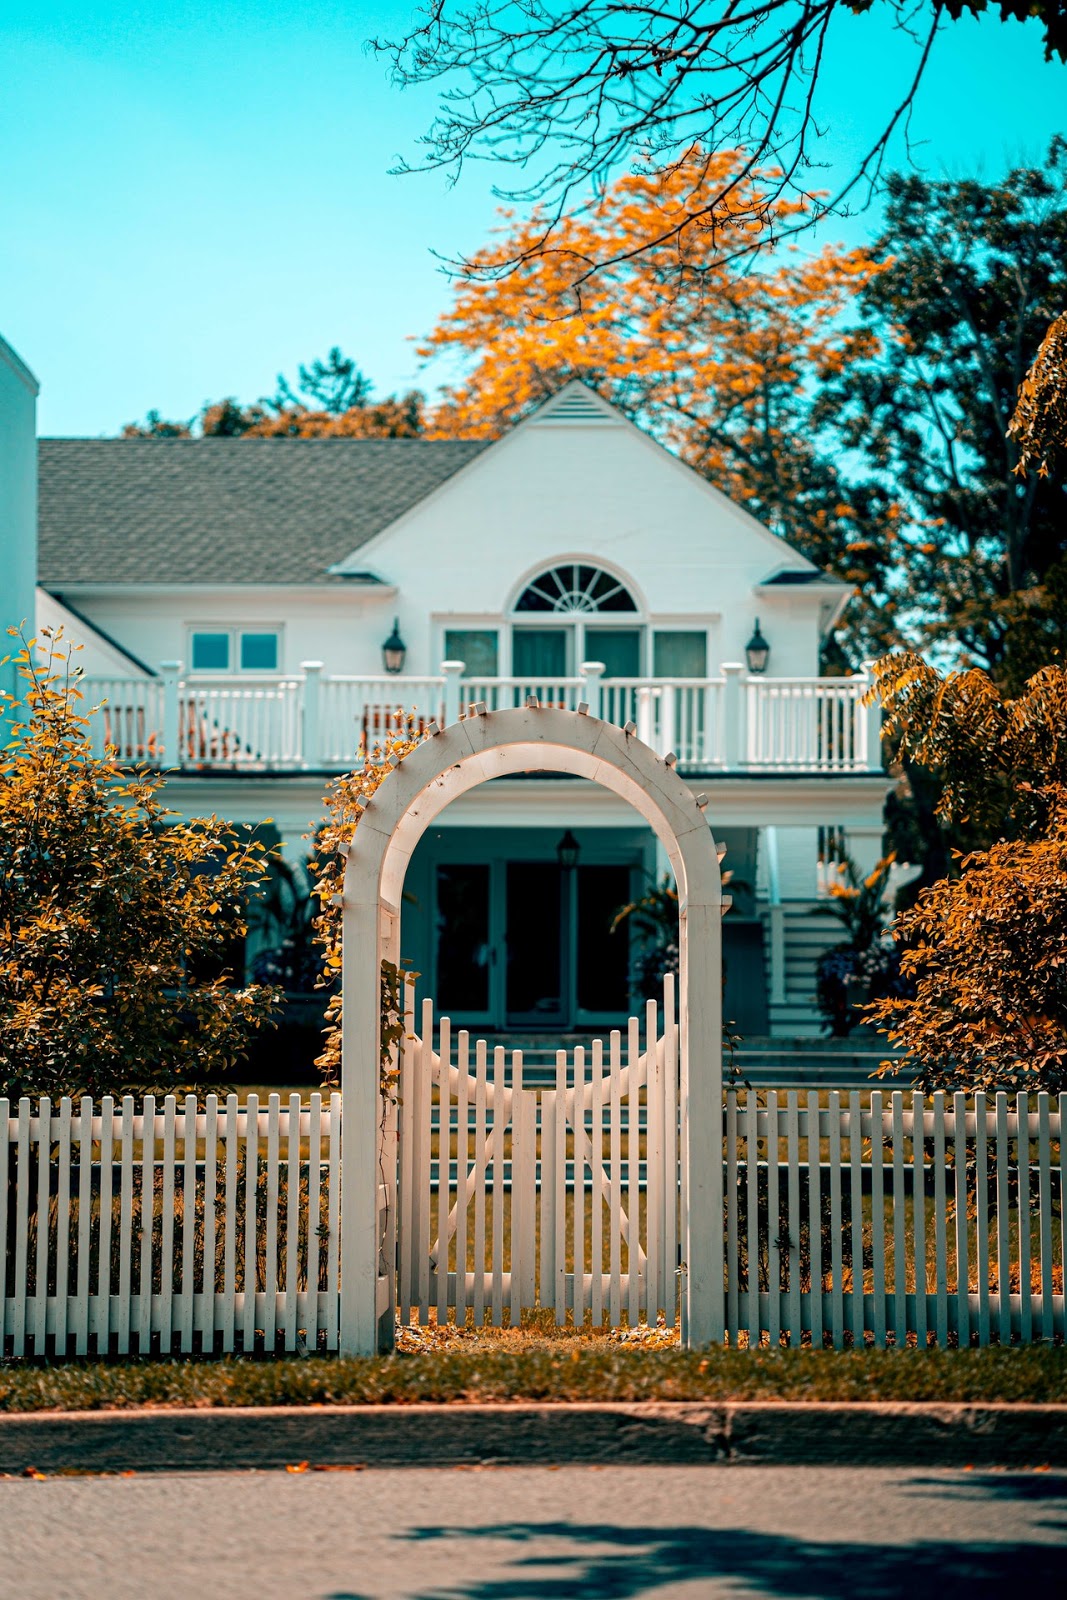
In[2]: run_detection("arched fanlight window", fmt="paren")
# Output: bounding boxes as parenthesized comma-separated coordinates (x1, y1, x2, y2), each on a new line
(514, 563, 638, 615)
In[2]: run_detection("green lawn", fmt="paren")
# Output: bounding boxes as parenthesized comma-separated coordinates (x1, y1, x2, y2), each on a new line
(1, 1342, 1064, 1414)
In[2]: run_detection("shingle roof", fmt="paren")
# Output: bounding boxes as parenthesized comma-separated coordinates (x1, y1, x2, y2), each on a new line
(37, 437, 488, 586)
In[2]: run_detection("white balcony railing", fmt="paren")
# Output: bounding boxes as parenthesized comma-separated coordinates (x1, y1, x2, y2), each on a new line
(79, 659, 882, 776)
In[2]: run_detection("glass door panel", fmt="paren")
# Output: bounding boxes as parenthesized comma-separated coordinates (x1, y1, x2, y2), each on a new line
(511, 628, 570, 709)
(444, 630, 499, 678)
(653, 631, 709, 764)
(505, 862, 564, 1026)
(435, 864, 492, 1019)
(652, 630, 707, 677)
(512, 628, 568, 677)
(587, 627, 642, 724)
(576, 865, 632, 1016)
(586, 627, 641, 678)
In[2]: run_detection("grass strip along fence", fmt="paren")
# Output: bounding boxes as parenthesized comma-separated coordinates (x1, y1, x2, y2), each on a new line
(2, 1345, 1066, 1414)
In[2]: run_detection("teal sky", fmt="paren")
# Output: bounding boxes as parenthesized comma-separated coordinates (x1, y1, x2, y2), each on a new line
(1, 1, 1063, 435)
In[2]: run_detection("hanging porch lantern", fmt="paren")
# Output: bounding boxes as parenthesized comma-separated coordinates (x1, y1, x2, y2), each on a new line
(556, 830, 580, 871)
(382, 618, 406, 674)
(745, 619, 770, 675)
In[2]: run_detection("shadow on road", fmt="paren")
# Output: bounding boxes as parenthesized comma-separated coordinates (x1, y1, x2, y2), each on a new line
(326, 1475, 1067, 1600)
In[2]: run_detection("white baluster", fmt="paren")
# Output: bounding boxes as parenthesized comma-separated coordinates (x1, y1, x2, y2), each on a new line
(160, 660, 181, 768)
(441, 660, 465, 728)
(301, 661, 323, 768)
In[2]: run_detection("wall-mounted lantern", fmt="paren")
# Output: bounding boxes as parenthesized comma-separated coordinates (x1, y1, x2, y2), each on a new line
(745, 619, 770, 675)
(556, 830, 580, 872)
(382, 618, 406, 675)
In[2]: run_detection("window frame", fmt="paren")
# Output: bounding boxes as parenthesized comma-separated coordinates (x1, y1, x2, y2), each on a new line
(186, 625, 284, 675)
(442, 626, 501, 680)
(651, 626, 710, 680)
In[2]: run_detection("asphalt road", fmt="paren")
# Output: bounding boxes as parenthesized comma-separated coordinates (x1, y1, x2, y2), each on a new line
(1, 1464, 1063, 1599)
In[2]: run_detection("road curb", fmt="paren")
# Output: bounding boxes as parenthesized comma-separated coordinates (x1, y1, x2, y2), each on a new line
(1, 1401, 1065, 1473)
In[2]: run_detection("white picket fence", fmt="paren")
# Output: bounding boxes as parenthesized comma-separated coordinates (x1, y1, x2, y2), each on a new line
(397, 995, 681, 1328)
(0, 1093, 343, 1358)
(725, 1087, 1065, 1346)
(4, 1034, 1064, 1355)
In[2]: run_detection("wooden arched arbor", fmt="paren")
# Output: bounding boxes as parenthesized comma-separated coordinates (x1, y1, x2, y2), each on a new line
(340, 705, 724, 1354)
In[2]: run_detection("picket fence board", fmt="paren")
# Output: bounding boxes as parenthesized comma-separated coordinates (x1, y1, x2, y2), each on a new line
(608, 1030, 623, 1327)
(1018, 1093, 1033, 1344)
(912, 1091, 928, 1348)
(573, 1047, 588, 1326)
(473, 1038, 488, 1327)
(767, 1092, 782, 1349)
(627, 1017, 641, 1327)
(725, 1091, 738, 1341)
(492, 1046, 507, 1326)
(590, 1039, 605, 1328)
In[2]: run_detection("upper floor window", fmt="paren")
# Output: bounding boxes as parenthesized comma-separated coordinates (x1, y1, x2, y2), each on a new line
(444, 629, 499, 678)
(189, 628, 280, 673)
(514, 564, 637, 615)
(190, 631, 230, 672)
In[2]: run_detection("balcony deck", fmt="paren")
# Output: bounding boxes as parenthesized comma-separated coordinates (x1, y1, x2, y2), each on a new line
(80, 664, 882, 777)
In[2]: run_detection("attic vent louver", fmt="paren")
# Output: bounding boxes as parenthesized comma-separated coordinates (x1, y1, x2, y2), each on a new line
(535, 389, 618, 424)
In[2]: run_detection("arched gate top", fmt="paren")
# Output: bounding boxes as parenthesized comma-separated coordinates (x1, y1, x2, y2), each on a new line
(343, 705, 722, 915)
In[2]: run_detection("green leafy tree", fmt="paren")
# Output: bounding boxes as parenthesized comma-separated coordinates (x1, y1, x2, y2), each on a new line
(272, 346, 374, 415)
(123, 349, 425, 439)
(0, 633, 278, 1100)
(822, 144, 1067, 679)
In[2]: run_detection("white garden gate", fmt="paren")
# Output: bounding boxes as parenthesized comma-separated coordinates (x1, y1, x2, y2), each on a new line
(397, 984, 681, 1329)
(341, 703, 725, 1354)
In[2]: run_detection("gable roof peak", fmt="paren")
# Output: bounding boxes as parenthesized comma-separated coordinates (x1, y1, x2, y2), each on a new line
(525, 380, 624, 427)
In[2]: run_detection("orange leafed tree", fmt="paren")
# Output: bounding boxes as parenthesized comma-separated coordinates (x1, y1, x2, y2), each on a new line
(1009, 309, 1067, 480)
(421, 152, 901, 644)
(424, 152, 879, 457)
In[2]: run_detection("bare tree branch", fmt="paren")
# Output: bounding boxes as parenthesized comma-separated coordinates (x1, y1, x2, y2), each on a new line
(374, 0, 1059, 282)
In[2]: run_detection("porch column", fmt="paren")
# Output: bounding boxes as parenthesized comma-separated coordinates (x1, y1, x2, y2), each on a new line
(578, 659, 605, 720)
(635, 684, 656, 746)
(160, 659, 181, 768)
(441, 660, 465, 728)
(861, 659, 884, 772)
(763, 826, 786, 1006)
(300, 660, 323, 767)
(722, 663, 745, 770)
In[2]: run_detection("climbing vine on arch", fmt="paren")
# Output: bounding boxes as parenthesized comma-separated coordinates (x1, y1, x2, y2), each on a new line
(310, 716, 425, 1096)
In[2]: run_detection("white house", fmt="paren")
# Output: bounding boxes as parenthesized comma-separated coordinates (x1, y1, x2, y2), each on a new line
(27, 379, 888, 1038)
(0, 334, 39, 711)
